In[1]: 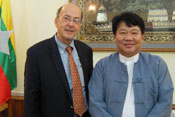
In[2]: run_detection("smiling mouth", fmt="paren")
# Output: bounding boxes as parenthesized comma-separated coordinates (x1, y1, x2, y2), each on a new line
(65, 29, 74, 33)
(125, 44, 134, 48)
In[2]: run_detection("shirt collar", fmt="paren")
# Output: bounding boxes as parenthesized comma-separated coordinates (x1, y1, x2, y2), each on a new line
(54, 35, 75, 54)
(119, 53, 139, 64)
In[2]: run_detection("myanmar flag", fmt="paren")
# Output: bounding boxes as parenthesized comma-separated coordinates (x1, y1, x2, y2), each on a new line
(0, 0, 17, 105)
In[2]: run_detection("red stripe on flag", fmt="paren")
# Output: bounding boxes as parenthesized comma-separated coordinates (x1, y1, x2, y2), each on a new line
(0, 65, 11, 105)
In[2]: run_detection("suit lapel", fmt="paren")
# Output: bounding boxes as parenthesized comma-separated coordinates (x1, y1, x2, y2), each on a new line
(48, 37, 72, 101)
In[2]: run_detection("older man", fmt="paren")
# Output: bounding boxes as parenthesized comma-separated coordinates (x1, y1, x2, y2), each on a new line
(24, 3, 93, 117)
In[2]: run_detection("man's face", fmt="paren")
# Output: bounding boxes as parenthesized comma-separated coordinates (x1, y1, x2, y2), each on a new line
(55, 4, 81, 44)
(114, 21, 144, 57)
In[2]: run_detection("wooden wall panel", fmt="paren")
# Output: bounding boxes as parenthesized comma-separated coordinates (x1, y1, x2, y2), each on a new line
(8, 96, 24, 117)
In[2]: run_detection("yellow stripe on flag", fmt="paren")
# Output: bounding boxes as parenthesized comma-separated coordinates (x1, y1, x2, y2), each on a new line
(0, 0, 16, 52)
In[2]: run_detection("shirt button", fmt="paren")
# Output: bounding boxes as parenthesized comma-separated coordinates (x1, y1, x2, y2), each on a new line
(137, 78, 142, 82)
(70, 105, 74, 109)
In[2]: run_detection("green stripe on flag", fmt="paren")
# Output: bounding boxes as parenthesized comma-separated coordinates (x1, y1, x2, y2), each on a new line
(0, 43, 17, 90)
(0, 4, 17, 90)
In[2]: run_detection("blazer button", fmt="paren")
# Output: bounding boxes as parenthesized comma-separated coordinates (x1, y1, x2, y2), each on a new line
(70, 105, 74, 109)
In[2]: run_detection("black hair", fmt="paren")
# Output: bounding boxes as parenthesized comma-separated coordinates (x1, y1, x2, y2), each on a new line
(112, 12, 145, 35)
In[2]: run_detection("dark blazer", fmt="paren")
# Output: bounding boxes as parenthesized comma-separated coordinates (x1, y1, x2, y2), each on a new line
(24, 35, 93, 117)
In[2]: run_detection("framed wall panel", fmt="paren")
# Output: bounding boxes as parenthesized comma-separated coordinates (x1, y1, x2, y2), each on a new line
(75, 0, 175, 51)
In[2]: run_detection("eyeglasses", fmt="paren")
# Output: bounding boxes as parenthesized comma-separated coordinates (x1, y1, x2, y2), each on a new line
(61, 15, 81, 24)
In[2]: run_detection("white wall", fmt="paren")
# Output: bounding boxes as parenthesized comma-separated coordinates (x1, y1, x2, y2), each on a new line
(10, 0, 174, 102)
(10, 0, 68, 93)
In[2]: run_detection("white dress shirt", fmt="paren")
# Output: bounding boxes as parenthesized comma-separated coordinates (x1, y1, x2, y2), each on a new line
(119, 53, 139, 117)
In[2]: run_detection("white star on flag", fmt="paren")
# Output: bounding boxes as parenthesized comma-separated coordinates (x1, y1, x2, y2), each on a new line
(0, 30, 13, 55)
